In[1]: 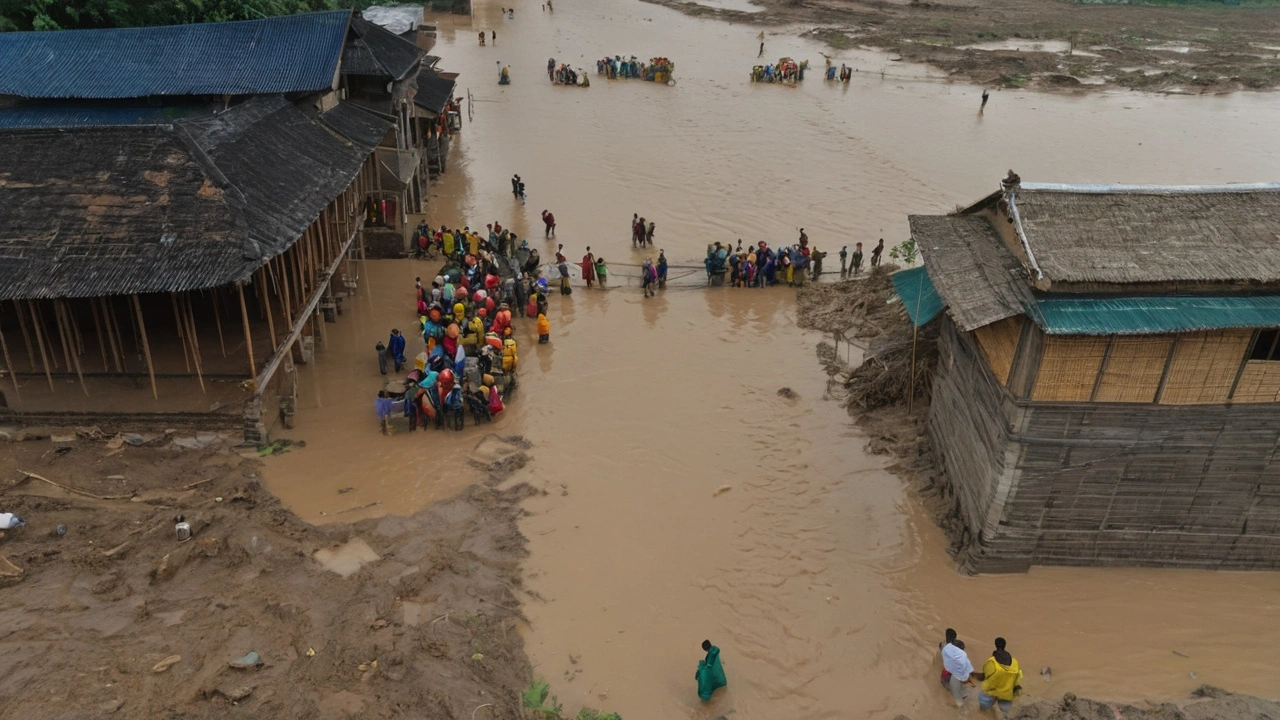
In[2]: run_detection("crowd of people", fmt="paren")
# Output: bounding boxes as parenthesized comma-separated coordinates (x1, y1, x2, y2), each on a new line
(751, 58, 806, 83)
(596, 56, 675, 82)
(378, 218, 566, 434)
(940, 629, 1023, 718)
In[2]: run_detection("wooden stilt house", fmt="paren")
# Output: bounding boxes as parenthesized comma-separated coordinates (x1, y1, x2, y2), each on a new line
(899, 174, 1280, 572)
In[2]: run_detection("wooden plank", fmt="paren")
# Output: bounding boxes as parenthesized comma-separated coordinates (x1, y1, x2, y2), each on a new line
(13, 299, 35, 370)
(27, 301, 55, 391)
(0, 306, 20, 402)
(131, 295, 158, 400)
(237, 282, 256, 380)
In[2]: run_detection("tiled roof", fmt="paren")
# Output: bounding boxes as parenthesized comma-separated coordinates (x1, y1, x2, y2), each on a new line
(0, 11, 351, 100)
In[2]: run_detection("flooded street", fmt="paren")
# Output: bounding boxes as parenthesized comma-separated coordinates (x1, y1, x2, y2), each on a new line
(263, 0, 1280, 717)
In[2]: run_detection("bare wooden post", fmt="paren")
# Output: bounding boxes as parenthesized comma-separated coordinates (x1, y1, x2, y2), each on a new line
(40, 301, 71, 372)
(67, 300, 84, 355)
(131, 295, 158, 400)
(181, 294, 206, 394)
(101, 297, 125, 373)
(89, 296, 110, 371)
(13, 300, 35, 370)
(237, 282, 256, 380)
(271, 258, 293, 329)
(56, 301, 89, 396)
(259, 268, 278, 350)
(27, 301, 55, 391)
(211, 289, 227, 358)
(170, 292, 191, 372)
(0, 310, 20, 403)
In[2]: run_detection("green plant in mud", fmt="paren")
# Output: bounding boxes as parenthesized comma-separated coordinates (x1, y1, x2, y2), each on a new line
(576, 710, 623, 720)
(889, 238, 919, 266)
(521, 679, 622, 720)
(522, 679, 563, 719)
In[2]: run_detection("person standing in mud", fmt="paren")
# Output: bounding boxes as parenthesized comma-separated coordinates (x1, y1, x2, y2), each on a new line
(696, 639, 727, 701)
(981, 89, 990, 113)
(646, 221, 656, 247)
(852, 241, 864, 275)
(871, 238, 884, 268)
(941, 638, 982, 709)
(657, 250, 668, 289)
(581, 247, 596, 288)
(511, 174, 520, 197)
(542, 209, 556, 237)
(979, 638, 1022, 719)
(839, 245, 848, 275)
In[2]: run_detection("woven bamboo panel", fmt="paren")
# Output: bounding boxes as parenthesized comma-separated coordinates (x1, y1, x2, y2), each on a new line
(1233, 360, 1280, 403)
(1094, 335, 1174, 403)
(1032, 336, 1109, 402)
(1160, 330, 1252, 405)
(973, 317, 1023, 385)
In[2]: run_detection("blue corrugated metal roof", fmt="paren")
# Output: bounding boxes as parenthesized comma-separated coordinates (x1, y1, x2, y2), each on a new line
(1028, 295, 1280, 335)
(0, 105, 214, 128)
(0, 11, 350, 100)
(893, 266, 945, 327)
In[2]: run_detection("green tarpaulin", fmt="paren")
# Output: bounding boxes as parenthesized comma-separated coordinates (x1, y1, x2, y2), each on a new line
(891, 266, 944, 327)
(1028, 295, 1280, 335)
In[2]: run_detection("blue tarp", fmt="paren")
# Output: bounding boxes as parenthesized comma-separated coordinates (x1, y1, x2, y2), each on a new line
(1028, 295, 1280, 335)
(892, 266, 944, 327)
(0, 11, 350, 100)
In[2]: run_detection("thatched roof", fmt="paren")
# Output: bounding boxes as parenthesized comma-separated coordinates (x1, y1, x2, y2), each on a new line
(966, 182, 1280, 287)
(0, 96, 390, 300)
(910, 214, 1031, 331)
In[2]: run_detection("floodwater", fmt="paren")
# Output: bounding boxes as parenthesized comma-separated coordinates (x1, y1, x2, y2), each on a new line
(263, 0, 1280, 717)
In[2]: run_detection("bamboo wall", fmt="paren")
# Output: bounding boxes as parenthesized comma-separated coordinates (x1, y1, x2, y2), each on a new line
(1234, 360, 1280, 403)
(973, 317, 1022, 385)
(930, 318, 1280, 573)
(1093, 335, 1172, 403)
(1160, 330, 1252, 405)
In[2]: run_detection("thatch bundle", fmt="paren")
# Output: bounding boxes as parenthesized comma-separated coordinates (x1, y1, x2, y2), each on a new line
(844, 326, 937, 411)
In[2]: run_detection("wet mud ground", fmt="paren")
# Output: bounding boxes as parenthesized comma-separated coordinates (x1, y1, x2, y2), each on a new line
(648, 0, 1280, 93)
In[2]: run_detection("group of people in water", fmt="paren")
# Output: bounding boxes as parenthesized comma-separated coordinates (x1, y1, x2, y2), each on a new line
(828, 63, 855, 82)
(378, 217, 569, 434)
(547, 59, 587, 86)
(940, 629, 1023, 718)
(751, 58, 806, 83)
(596, 56, 675, 82)
(631, 214, 656, 248)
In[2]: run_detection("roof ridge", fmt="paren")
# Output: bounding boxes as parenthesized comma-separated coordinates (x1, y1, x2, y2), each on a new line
(1020, 182, 1280, 195)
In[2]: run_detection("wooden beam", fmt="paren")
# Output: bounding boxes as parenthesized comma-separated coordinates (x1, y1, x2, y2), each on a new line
(254, 211, 361, 392)
(101, 297, 125, 373)
(212, 289, 227, 358)
(181, 294, 205, 395)
(0, 307, 20, 403)
(237, 282, 256, 380)
(55, 301, 88, 396)
(88, 296, 110, 372)
(13, 299, 35, 371)
(170, 292, 191, 372)
(27, 301, 55, 391)
(131, 295, 158, 400)
(259, 267, 278, 350)
(67, 299, 84, 355)
(36, 301, 68, 368)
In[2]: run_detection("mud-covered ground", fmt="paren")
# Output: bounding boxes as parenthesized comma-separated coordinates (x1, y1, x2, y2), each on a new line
(647, 0, 1280, 93)
(0, 431, 537, 720)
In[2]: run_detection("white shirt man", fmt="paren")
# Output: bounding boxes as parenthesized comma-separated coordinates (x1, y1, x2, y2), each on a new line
(941, 640, 976, 707)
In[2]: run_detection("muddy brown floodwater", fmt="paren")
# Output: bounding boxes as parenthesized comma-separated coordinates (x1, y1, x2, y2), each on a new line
(262, 0, 1280, 717)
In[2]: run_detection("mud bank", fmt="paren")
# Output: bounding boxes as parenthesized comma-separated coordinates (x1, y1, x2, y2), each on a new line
(0, 434, 537, 719)
(644, 0, 1280, 93)
(998, 687, 1280, 720)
